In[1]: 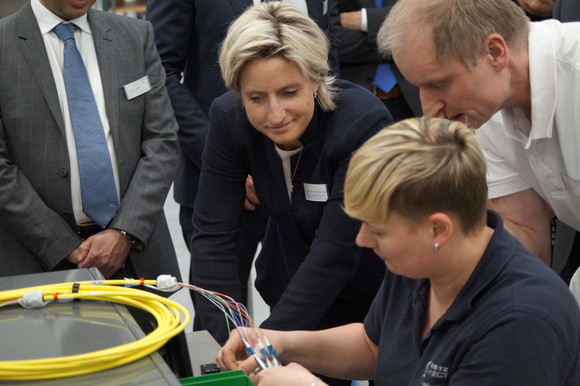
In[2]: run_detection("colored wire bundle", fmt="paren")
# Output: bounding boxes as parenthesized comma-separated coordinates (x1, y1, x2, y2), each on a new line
(179, 283, 281, 370)
(0, 277, 281, 380)
(0, 278, 189, 381)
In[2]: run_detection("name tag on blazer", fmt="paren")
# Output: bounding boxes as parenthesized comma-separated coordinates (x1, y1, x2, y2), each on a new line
(304, 183, 328, 202)
(123, 75, 151, 100)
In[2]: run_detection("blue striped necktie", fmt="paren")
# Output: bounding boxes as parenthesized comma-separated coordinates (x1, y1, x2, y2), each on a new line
(373, 0, 397, 93)
(53, 23, 119, 228)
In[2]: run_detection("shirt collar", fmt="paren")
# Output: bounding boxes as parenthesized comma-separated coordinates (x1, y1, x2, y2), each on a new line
(31, 0, 91, 36)
(498, 21, 558, 149)
(527, 21, 558, 142)
(500, 107, 532, 147)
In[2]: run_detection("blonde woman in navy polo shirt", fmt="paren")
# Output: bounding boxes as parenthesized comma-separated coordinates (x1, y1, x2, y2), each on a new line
(217, 117, 580, 386)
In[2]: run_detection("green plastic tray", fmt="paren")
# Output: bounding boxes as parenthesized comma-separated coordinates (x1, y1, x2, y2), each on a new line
(180, 370, 252, 385)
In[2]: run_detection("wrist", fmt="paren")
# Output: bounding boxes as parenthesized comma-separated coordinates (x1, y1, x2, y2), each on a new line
(117, 229, 144, 252)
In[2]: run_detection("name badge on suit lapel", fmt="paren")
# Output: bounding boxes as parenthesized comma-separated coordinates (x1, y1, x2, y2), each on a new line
(123, 75, 151, 100)
(304, 183, 328, 202)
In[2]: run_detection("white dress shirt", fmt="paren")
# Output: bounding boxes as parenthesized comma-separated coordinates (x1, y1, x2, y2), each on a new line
(31, 0, 121, 225)
(477, 20, 580, 233)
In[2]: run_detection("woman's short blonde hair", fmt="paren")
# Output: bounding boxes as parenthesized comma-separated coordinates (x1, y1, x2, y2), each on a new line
(344, 117, 487, 235)
(219, 2, 336, 111)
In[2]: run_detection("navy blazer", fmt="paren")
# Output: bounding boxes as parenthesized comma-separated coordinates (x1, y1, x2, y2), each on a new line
(191, 79, 391, 343)
(147, 0, 339, 208)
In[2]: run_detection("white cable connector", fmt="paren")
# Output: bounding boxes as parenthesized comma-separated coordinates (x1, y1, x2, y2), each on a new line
(155, 275, 179, 292)
(18, 291, 48, 308)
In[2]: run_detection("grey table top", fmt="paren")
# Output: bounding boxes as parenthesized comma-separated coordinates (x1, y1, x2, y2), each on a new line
(0, 268, 180, 385)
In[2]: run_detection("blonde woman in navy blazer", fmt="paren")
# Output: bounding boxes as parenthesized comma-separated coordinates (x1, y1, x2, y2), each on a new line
(147, 0, 340, 330)
(191, 2, 392, 360)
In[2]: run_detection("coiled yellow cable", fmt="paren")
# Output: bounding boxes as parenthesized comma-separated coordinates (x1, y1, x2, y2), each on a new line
(0, 279, 190, 380)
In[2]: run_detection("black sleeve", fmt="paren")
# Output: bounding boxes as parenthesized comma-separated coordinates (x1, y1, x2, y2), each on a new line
(146, 0, 209, 171)
(190, 98, 249, 344)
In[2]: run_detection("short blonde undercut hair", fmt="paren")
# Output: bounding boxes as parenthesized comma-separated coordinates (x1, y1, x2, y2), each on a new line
(344, 117, 487, 235)
(219, 2, 336, 111)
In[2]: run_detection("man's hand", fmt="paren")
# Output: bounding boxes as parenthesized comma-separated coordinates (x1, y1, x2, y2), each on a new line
(244, 175, 261, 211)
(66, 240, 90, 265)
(340, 11, 362, 31)
(77, 229, 131, 278)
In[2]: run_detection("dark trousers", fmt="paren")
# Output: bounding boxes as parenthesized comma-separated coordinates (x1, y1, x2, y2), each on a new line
(181, 204, 268, 329)
(558, 231, 580, 284)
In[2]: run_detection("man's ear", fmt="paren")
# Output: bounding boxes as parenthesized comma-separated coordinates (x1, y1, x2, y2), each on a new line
(483, 33, 508, 72)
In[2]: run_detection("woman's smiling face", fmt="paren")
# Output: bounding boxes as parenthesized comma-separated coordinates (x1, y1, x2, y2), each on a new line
(239, 56, 320, 150)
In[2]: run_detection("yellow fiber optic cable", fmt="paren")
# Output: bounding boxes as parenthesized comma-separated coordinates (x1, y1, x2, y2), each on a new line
(0, 279, 189, 381)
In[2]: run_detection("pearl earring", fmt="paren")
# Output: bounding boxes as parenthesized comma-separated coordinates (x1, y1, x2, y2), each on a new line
(434, 242, 440, 252)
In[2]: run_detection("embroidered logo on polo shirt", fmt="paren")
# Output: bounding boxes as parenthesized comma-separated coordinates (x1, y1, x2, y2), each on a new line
(421, 360, 450, 385)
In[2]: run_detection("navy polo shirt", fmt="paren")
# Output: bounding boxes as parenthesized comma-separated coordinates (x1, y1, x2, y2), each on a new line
(364, 210, 580, 385)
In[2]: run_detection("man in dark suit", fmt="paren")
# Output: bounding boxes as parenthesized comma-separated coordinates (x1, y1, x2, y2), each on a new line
(330, 0, 421, 121)
(0, 0, 180, 283)
(146, 0, 338, 310)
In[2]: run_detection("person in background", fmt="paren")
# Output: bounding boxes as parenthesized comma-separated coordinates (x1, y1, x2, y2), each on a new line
(330, 0, 420, 121)
(0, 0, 180, 283)
(191, 3, 390, 383)
(513, 0, 555, 19)
(376, 0, 580, 284)
(217, 117, 580, 385)
(553, 0, 580, 21)
(146, 0, 339, 319)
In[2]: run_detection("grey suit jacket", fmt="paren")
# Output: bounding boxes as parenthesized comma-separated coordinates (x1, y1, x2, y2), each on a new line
(0, 3, 180, 280)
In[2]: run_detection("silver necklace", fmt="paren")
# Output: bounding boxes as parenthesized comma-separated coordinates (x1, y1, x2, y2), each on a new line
(289, 148, 303, 193)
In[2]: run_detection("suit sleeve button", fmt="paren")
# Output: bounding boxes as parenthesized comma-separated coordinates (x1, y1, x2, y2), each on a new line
(59, 168, 69, 177)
